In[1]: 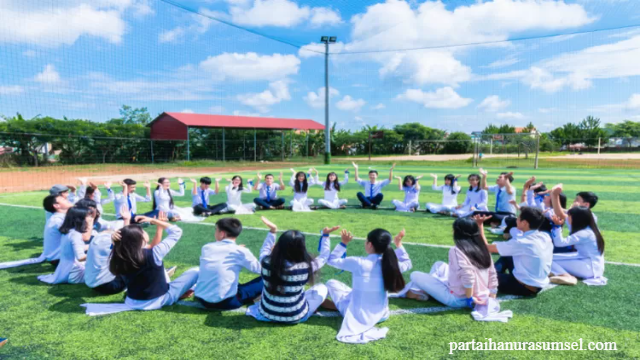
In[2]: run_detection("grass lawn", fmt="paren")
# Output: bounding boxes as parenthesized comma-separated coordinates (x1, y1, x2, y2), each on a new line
(1, 164, 639, 358)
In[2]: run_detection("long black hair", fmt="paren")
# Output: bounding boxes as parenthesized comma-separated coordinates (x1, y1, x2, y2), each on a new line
(324, 172, 341, 191)
(403, 175, 416, 188)
(75, 198, 101, 222)
(153, 177, 174, 210)
(109, 224, 147, 276)
(264, 230, 315, 295)
(568, 206, 605, 254)
(59, 206, 94, 235)
(452, 218, 492, 269)
(293, 171, 308, 193)
(367, 229, 405, 292)
(468, 174, 480, 192)
(231, 175, 244, 191)
(444, 174, 457, 194)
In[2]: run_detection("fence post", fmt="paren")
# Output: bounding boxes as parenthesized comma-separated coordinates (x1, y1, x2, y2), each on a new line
(534, 133, 541, 170)
(306, 132, 309, 159)
(290, 129, 294, 159)
(150, 140, 154, 164)
(597, 137, 601, 155)
(254, 129, 257, 162)
(408, 140, 412, 155)
(490, 138, 493, 155)
(281, 131, 285, 162)
(187, 129, 190, 161)
(222, 128, 226, 162)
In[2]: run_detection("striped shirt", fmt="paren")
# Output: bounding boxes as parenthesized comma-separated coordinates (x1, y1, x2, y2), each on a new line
(258, 259, 311, 323)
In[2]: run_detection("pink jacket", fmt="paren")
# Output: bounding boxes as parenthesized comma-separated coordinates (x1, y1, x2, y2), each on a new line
(447, 247, 498, 299)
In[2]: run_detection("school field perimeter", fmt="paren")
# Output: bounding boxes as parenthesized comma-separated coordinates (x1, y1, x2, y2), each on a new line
(0, 164, 639, 359)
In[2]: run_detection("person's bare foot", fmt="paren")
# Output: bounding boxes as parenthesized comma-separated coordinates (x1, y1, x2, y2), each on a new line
(339, 205, 346, 209)
(269, 206, 275, 210)
(320, 299, 338, 311)
(406, 290, 429, 301)
(179, 289, 195, 300)
(550, 274, 578, 286)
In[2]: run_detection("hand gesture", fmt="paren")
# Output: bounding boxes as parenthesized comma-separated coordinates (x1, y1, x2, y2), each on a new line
(78, 177, 88, 186)
(261, 216, 277, 233)
(340, 229, 354, 245)
(120, 205, 131, 221)
(430, 173, 437, 178)
(190, 178, 198, 183)
(479, 168, 487, 177)
(177, 178, 184, 184)
(351, 161, 358, 169)
(215, 178, 221, 183)
(415, 175, 423, 180)
(112, 230, 122, 243)
(473, 214, 492, 226)
(157, 210, 168, 222)
(505, 172, 514, 181)
(120, 181, 128, 192)
(104, 181, 112, 189)
(257, 172, 263, 181)
(525, 176, 536, 187)
(67, 185, 77, 192)
(89, 182, 98, 190)
(551, 215, 565, 226)
(322, 225, 341, 235)
(134, 215, 152, 224)
(143, 181, 151, 189)
(391, 163, 396, 169)
(290, 168, 296, 173)
(530, 181, 544, 191)
(394, 176, 402, 180)
(455, 174, 462, 179)
(552, 183, 563, 195)
(279, 172, 283, 180)
(394, 228, 406, 248)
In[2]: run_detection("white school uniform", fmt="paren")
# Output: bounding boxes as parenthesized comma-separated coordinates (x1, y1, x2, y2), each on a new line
(84, 232, 117, 288)
(566, 211, 598, 233)
(113, 191, 151, 219)
(77, 186, 113, 214)
(392, 185, 420, 212)
(155, 184, 202, 222)
(495, 230, 553, 288)
(426, 183, 462, 214)
(326, 243, 412, 344)
(191, 187, 216, 208)
(256, 182, 282, 200)
(38, 229, 86, 284)
(289, 174, 315, 212)
(551, 227, 606, 285)
(454, 187, 488, 217)
(356, 179, 390, 198)
(195, 237, 267, 304)
(488, 185, 517, 214)
(45, 192, 78, 222)
(316, 173, 349, 209)
(224, 184, 256, 214)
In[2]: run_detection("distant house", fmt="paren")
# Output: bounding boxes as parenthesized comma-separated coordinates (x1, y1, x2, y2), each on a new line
(514, 127, 538, 138)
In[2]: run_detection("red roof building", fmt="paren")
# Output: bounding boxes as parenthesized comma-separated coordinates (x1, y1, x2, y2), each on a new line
(149, 112, 324, 141)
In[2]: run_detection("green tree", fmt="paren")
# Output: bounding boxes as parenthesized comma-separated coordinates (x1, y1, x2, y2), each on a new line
(110, 105, 152, 125)
(443, 132, 472, 154)
(605, 120, 640, 147)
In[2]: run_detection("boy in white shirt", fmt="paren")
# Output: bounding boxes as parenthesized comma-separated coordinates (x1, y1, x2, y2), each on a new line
(112, 179, 151, 221)
(475, 168, 517, 226)
(191, 177, 221, 216)
(475, 207, 553, 296)
(45, 184, 77, 221)
(253, 172, 286, 210)
(195, 218, 265, 310)
(352, 162, 395, 210)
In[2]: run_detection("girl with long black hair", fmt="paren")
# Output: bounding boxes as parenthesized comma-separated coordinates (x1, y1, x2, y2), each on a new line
(314, 168, 349, 209)
(392, 174, 423, 212)
(150, 177, 201, 222)
(425, 173, 462, 215)
(405, 217, 498, 308)
(454, 174, 488, 217)
(323, 228, 412, 344)
(549, 206, 606, 286)
(246, 217, 340, 323)
(289, 168, 315, 211)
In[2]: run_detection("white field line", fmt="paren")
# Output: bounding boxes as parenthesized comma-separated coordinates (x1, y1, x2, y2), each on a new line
(1, 202, 638, 268)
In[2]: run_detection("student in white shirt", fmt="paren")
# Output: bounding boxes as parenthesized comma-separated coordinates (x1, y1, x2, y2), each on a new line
(551, 185, 599, 233)
(474, 168, 517, 226)
(151, 177, 186, 221)
(246, 217, 340, 323)
(323, 228, 412, 344)
(549, 206, 606, 286)
(454, 174, 488, 218)
(353, 161, 395, 209)
(38, 206, 95, 284)
(475, 207, 553, 296)
(113, 179, 151, 221)
(314, 169, 349, 209)
(392, 175, 422, 212)
(190, 177, 220, 217)
(195, 218, 266, 310)
(76, 178, 113, 215)
(289, 168, 315, 212)
(425, 173, 461, 215)
(210, 176, 256, 215)
(253, 172, 286, 210)
(45, 184, 78, 221)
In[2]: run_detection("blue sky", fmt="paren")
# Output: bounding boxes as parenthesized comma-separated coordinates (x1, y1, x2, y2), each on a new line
(1, 0, 640, 133)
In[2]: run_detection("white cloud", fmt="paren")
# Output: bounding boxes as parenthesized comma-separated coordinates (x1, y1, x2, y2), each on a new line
(181, 109, 194, 113)
(228, 0, 342, 28)
(626, 94, 640, 110)
(298, 41, 345, 58)
(34, 64, 61, 84)
(482, 57, 520, 69)
(478, 95, 510, 112)
(303, 87, 339, 109)
(159, 27, 186, 43)
(0, 2, 132, 47)
(0, 85, 24, 95)
(497, 112, 525, 120)
(336, 95, 366, 112)
(395, 87, 472, 109)
(372, 103, 385, 110)
(200, 52, 300, 82)
(310, 7, 342, 27)
(378, 50, 472, 87)
(237, 80, 291, 113)
(158, 8, 225, 43)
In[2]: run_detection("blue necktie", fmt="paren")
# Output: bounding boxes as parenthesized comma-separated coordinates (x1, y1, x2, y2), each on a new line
(201, 189, 207, 208)
(495, 188, 502, 212)
(266, 185, 271, 202)
(370, 183, 374, 199)
(127, 194, 134, 218)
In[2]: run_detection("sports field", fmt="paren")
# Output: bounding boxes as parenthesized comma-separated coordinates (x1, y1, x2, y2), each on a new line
(1, 164, 639, 358)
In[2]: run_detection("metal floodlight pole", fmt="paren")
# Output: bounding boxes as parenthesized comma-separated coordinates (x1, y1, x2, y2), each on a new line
(534, 132, 541, 170)
(322, 35, 337, 165)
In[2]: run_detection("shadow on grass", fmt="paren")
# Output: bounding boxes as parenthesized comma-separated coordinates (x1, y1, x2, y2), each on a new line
(1, 262, 54, 275)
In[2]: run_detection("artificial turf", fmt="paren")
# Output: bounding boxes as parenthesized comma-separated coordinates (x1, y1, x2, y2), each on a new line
(0, 164, 639, 358)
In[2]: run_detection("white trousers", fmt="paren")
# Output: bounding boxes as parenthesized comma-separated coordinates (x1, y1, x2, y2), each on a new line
(318, 199, 348, 209)
(290, 198, 314, 212)
(392, 200, 420, 212)
(425, 203, 456, 214)
(305, 284, 329, 315)
(126, 267, 200, 310)
(453, 206, 478, 217)
(409, 263, 467, 308)
(550, 253, 595, 279)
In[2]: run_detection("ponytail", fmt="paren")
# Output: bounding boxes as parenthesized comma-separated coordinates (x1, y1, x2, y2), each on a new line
(568, 206, 605, 255)
(367, 229, 405, 293)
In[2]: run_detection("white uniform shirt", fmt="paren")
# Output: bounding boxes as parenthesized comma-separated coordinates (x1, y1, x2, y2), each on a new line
(45, 192, 78, 221)
(154, 184, 185, 211)
(489, 185, 517, 214)
(195, 239, 266, 303)
(52, 229, 86, 284)
(357, 179, 390, 198)
(551, 227, 604, 279)
(256, 183, 282, 200)
(461, 187, 488, 211)
(290, 174, 315, 201)
(84, 233, 116, 288)
(192, 187, 216, 207)
(225, 184, 253, 208)
(433, 184, 461, 207)
(402, 185, 420, 204)
(113, 191, 151, 219)
(43, 212, 65, 261)
(316, 173, 348, 202)
(495, 230, 553, 288)
(327, 243, 412, 342)
(566, 211, 598, 233)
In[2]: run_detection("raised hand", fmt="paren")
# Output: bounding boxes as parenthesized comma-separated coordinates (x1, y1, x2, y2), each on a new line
(190, 178, 198, 183)
(257, 172, 263, 181)
(290, 168, 296, 173)
(261, 216, 278, 233)
(111, 230, 122, 243)
(391, 163, 396, 169)
(351, 161, 358, 169)
(552, 183, 563, 194)
(340, 229, 354, 245)
(143, 181, 151, 189)
(78, 177, 88, 186)
(104, 181, 112, 189)
(120, 205, 131, 221)
(415, 175, 423, 180)
(394, 228, 406, 248)
(525, 176, 536, 187)
(157, 210, 168, 222)
(322, 225, 341, 235)
(134, 215, 152, 224)
(430, 173, 437, 178)
(394, 176, 402, 180)
(473, 214, 492, 225)
(279, 172, 283, 180)
(479, 168, 487, 177)
(530, 181, 544, 190)
(551, 215, 565, 226)
(177, 178, 184, 184)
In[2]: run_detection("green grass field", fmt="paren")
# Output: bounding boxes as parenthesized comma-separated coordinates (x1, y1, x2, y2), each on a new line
(1, 164, 639, 359)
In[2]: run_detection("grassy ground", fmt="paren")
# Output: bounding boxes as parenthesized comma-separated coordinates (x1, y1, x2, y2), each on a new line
(1, 164, 639, 358)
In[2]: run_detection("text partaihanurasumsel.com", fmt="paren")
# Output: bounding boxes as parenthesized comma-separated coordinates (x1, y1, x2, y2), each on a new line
(449, 338, 617, 354)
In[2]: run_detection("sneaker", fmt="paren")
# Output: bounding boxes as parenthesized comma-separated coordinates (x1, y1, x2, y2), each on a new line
(179, 289, 195, 300)
(166, 266, 177, 278)
(549, 275, 578, 286)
